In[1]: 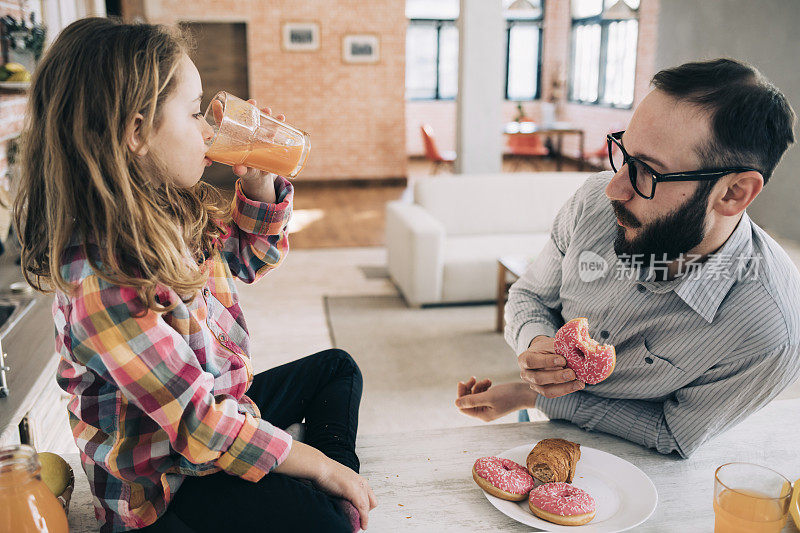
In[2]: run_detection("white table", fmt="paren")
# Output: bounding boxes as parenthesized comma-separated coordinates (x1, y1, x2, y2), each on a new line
(66, 398, 800, 532)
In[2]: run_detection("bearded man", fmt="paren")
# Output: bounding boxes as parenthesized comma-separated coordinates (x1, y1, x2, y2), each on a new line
(456, 58, 799, 458)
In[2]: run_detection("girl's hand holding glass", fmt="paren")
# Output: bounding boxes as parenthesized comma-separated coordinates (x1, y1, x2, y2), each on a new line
(226, 99, 283, 180)
(208, 97, 285, 203)
(204, 90, 310, 184)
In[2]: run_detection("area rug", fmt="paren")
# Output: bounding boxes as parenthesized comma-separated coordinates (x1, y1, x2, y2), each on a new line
(324, 295, 527, 435)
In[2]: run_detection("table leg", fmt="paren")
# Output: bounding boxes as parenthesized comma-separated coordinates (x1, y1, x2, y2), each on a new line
(496, 262, 506, 333)
(556, 133, 563, 171)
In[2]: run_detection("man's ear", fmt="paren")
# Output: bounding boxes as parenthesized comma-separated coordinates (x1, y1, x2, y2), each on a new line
(715, 171, 764, 216)
(126, 113, 149, 156)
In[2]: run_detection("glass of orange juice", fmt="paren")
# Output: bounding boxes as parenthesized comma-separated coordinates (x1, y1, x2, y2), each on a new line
(713, 462, 791, 533)
(204, 91, 311, 178)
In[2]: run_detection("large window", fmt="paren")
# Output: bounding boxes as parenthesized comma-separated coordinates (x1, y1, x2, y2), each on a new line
(570, 0, 638, 108)
(405, 0, 459, 100)
(405, 0, 545, 101)
(406, 19, 458, 100)
(504, 0, 544, 100)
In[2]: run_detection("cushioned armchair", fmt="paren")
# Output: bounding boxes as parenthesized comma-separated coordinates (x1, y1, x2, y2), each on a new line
(386, 172, 593, 306)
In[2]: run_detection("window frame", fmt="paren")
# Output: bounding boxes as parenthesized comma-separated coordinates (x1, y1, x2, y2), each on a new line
(406, 18, 458, 101)
(504, 17, 544, 101)
(568, 7, 639, 109)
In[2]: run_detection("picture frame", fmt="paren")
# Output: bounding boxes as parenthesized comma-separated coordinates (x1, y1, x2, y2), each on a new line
(342, 34, 380, 64)
(281, 21, 320, 52)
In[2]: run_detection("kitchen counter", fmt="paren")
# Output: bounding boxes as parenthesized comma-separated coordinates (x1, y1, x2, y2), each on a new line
(0, 248, 63, 447)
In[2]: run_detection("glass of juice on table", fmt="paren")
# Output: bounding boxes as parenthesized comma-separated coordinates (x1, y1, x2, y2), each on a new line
(204, 91, 310, 178)
(713, 462, 792, 533)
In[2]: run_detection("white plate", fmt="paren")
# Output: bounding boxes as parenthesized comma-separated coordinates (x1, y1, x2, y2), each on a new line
(482, 444, 657, 532)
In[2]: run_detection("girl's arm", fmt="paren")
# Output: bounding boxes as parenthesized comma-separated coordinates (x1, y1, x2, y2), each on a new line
(217, 175, 293, 284)
(274, 441, 378, 529)
(216, 101, 293, 283)
(72, 275, 292, 481)
(239, 173, 277, 204)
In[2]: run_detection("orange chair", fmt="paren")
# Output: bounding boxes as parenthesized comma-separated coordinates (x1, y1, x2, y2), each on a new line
(506, 120, 549, 171)
(584, 126, 623, 170)
(420, 124, 456, 175)
(584, 143, 614, 170)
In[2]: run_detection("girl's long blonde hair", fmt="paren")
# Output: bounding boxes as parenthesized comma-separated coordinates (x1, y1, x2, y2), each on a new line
(14, 17, 229, 312)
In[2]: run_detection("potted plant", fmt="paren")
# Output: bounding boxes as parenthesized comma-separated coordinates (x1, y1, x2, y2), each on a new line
(0, 12, 46, 79)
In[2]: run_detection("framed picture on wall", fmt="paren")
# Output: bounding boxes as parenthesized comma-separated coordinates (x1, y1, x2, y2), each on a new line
(282, 21, 320, 52)
(342, 34, 380, 64)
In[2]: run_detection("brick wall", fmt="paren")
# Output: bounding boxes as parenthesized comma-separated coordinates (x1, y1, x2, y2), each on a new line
(146, 0, 407, 181)
(406, 0, 660, 160)
(4, 1, 656, 181)
(0, 1, 32, 180)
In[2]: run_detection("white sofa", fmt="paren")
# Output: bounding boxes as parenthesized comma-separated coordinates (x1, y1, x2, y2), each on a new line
(386, 172, 594, 306)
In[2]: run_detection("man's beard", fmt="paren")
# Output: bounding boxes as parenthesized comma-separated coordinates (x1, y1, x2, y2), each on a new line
(611, 184, 713, 273)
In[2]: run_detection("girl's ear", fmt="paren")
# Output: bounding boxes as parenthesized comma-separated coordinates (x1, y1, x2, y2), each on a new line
(126, 113, 149, 156)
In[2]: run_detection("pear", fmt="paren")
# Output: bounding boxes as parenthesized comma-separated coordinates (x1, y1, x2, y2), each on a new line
(38, 452, 71, 496)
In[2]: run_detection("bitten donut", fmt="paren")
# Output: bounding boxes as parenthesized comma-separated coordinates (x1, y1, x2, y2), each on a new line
(554, 317, 616, 385)
(529, 482, 597, 526)
(472, 457, 534, 502)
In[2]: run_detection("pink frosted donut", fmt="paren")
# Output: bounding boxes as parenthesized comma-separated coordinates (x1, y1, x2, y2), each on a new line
(554, 317, 616, 385)
(472, 457, 534, 502)
(529, 482, 597, 526)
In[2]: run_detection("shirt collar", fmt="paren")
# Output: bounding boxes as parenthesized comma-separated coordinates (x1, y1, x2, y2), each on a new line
(661, 213, 754, 323)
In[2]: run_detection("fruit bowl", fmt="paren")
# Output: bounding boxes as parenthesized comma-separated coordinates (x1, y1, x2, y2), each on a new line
(56, 464, 75, 514)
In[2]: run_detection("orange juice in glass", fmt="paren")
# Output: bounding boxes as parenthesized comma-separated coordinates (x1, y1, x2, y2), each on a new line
(204, 91, 310, 178)
(713, 462, 792, 533)
(0, 444, 69, 533)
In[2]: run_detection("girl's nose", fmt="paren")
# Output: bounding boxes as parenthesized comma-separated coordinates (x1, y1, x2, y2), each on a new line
(201, 118, 215, 143)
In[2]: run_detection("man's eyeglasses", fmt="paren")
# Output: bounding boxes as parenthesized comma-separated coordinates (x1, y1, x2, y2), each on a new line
(606, 131, 759, 200)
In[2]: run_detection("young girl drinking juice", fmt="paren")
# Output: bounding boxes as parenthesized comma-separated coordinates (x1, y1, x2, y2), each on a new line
(13, 18, 376, 532)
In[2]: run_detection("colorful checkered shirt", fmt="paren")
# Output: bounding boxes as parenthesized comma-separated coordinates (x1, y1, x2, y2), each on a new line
(54, 178, 294, 532)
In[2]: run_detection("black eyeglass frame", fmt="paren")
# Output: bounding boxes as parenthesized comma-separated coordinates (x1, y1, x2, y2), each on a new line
(606, 131, 760, 200)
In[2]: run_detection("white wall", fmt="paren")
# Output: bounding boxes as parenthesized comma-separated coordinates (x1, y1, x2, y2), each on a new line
(655, 0, 800, 241)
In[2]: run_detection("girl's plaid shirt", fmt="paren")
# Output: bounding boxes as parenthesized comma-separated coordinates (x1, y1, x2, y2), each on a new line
(53, 178, 294, 532)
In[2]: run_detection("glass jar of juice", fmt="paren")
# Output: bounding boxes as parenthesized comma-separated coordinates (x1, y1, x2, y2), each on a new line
(0, 444, 69, 533)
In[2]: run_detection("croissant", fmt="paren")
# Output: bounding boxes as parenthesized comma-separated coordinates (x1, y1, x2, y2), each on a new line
(526, 438, 581, 484)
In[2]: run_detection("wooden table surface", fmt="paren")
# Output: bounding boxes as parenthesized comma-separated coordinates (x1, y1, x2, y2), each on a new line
(66, 398, 800, 532)
(358, 398, 800, 532)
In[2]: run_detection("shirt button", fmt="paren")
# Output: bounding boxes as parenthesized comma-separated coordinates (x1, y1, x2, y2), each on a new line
(600, 330, 609, 339)
(219, 333, 227, 342)
(637, 284, 646, 293)
(645, 357, 654, 364)
(204, 288, 210, 297)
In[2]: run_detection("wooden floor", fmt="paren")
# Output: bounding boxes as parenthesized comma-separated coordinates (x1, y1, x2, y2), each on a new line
(277, 156, 591, 249)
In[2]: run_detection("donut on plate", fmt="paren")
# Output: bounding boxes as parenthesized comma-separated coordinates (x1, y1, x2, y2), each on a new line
(472, 457, 534, 501)
(529, 482, 596, 526)
(554, 317, 615, 385)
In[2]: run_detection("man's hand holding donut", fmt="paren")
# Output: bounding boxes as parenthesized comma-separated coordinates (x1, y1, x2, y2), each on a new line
(518, 335, 585, 399)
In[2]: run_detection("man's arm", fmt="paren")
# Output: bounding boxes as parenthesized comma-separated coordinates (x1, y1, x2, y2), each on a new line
(504, 175, 595, 354)
(535, 343, 800, 458)
(504, 240, 565, 354)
